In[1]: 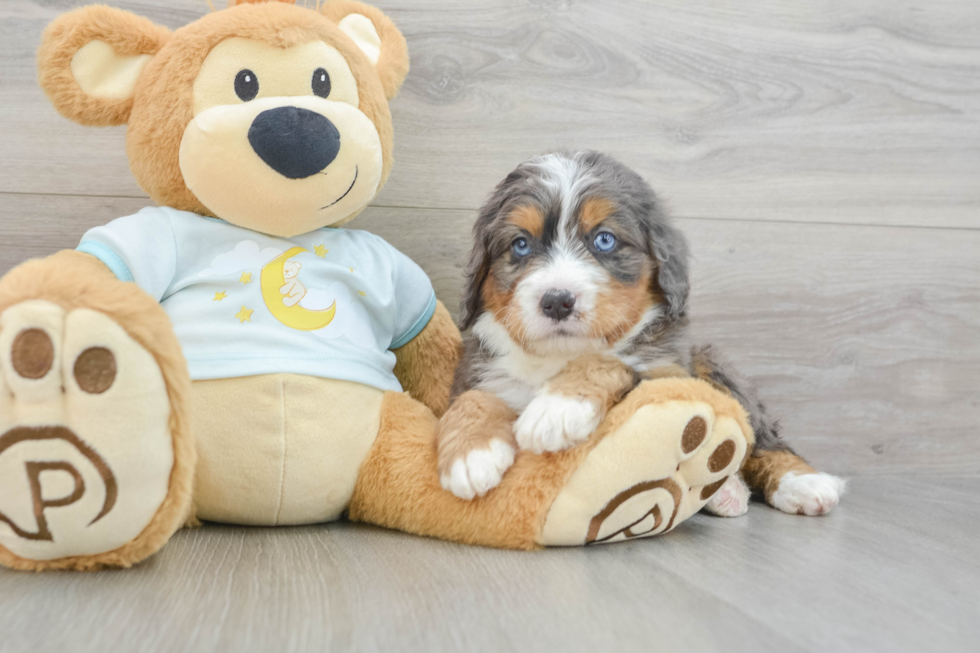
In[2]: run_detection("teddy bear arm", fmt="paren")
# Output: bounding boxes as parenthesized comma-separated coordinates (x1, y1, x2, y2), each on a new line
(391, 300, 461, 418)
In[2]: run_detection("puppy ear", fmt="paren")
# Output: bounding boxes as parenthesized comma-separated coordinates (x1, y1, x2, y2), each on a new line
(458, 236, 492, 332)
(458, 170, 526, 330)
(647, 217, 690, 321)
(37, 6, 170, 127)
(320, 0, 409, 100)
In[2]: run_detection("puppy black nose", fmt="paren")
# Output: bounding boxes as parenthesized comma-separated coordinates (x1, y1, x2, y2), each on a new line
(248, 107, 340, 179)
(540, 290, 576, 322)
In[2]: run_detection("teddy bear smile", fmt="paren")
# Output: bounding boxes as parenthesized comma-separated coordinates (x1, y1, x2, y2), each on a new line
(320, 166, 358, 209)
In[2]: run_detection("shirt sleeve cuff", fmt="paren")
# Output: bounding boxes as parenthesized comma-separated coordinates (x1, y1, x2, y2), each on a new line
(390, 292, 438, 350)
(76, 241, 134, 282)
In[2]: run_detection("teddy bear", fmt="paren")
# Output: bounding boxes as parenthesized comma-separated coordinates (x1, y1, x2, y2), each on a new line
(0, 0, 753, 571)
(279, 260, 307, 307)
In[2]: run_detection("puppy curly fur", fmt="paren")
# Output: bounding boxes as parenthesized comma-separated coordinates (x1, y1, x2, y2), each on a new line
(445, 151, 839, 512)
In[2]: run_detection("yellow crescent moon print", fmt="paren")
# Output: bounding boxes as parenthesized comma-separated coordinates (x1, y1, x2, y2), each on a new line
(260, 247, 337, 330)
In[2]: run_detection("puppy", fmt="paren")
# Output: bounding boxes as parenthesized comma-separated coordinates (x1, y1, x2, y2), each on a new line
(438, 151, 846, 518)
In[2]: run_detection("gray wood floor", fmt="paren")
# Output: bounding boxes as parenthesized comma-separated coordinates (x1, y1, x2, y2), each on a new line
(1, 1, 978, 651)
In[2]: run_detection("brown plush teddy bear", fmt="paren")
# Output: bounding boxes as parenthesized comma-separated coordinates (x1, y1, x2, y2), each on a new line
(0, 0, 752, 571)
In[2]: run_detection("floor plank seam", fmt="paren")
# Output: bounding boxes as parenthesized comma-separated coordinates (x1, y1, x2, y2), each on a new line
(1, 191, 977, 233)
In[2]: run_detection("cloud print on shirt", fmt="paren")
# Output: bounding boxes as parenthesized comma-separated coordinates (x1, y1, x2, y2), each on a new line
(300, 282, 380, 350)
(195, 240, 282, 278)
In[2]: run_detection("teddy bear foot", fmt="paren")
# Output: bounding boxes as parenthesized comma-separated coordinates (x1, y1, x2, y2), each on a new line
(540, 379, 751, 546)
(0, 299, 190, 570)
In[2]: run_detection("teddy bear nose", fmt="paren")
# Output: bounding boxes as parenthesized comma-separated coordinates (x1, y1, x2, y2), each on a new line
(247, 106, 341, 179)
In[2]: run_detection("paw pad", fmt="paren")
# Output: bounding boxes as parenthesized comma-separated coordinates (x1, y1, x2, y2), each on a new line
(541, 398, 751, 547)
(700, 476, 729, 500)
(0, 426, 117, 542)
(0, 302, 176, 562)
(681, 416, 706, 453)
(582, 419, 744, 544)
(708, 440, 736, 472)
(586, 478, 682, 544)
(73, 347, 117, 394)
(11, 328, 54, 379)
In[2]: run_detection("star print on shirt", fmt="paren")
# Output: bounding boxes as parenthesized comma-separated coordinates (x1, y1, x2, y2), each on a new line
(314, 244, 328, 258)
(240, 272, 252, 284)
(213, 291, 227, 301)
(235, 306, 253, 323)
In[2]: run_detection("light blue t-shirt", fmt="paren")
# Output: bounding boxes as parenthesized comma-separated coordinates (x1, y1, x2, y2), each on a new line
(77, 207, 437, 392)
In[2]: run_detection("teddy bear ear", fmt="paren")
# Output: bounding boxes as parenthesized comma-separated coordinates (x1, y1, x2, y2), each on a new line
(320, 1, 409, 100)
(37, 5, 171, 127)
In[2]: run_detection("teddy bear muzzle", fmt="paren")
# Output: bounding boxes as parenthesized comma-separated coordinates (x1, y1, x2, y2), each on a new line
(179, 95, 384, 237)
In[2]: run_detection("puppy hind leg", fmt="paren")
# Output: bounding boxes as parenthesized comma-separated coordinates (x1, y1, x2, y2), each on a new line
(742, 450, 846, 517)
(703, 474, 750, 517)
(691, 345, 846, 516)
(690, 344, 786, 452)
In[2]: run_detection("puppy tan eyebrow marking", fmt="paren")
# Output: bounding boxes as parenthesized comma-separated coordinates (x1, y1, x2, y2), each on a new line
(506, 205, 544, 238)
(579, 196, 616, 232)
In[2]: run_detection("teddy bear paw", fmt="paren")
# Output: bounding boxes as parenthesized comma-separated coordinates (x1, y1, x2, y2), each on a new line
(0, 300, 177, 568)
(539, 381, 752, 546)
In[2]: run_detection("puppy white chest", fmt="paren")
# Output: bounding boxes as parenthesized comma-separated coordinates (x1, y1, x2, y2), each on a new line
(477, 349, 569, 413)
(472, 314, 628, 413)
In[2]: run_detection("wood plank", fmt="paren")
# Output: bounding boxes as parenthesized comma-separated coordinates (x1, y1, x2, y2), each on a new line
(2, 193, 978, 475)
(643, 473, 980, 653)
(1, 1, 979, 226)
(1, 2, 978, 651)
(0, 475, 975, 653)
(680, 217, 980, 476)
(0, 521, 807, 653)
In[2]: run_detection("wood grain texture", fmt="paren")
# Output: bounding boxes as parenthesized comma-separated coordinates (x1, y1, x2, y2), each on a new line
(0, 475, 976, 653)
(1, 0, 978, 226)
(1, 1, 979, 650)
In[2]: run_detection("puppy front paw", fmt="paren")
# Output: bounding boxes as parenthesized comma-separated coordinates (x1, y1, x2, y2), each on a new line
(514, 393, 601, 454)
(439, 439, 516, 500)
(770, 472, 846, 516)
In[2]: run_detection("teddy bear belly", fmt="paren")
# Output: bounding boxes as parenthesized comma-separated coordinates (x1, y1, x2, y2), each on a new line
(188, 373, 385, 526)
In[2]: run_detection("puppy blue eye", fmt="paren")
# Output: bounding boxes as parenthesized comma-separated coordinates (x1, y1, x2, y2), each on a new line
(512, 237, 532, 257)
(593, 232, 617, 252)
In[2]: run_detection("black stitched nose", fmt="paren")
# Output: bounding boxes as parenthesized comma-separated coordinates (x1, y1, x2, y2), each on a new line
(540, 290, 576, 322)
(247, 107, 340, 179)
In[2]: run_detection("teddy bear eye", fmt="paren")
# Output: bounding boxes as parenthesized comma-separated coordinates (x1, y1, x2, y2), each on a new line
(312, 68, 331, 98)
(235, 69, 259, 101)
